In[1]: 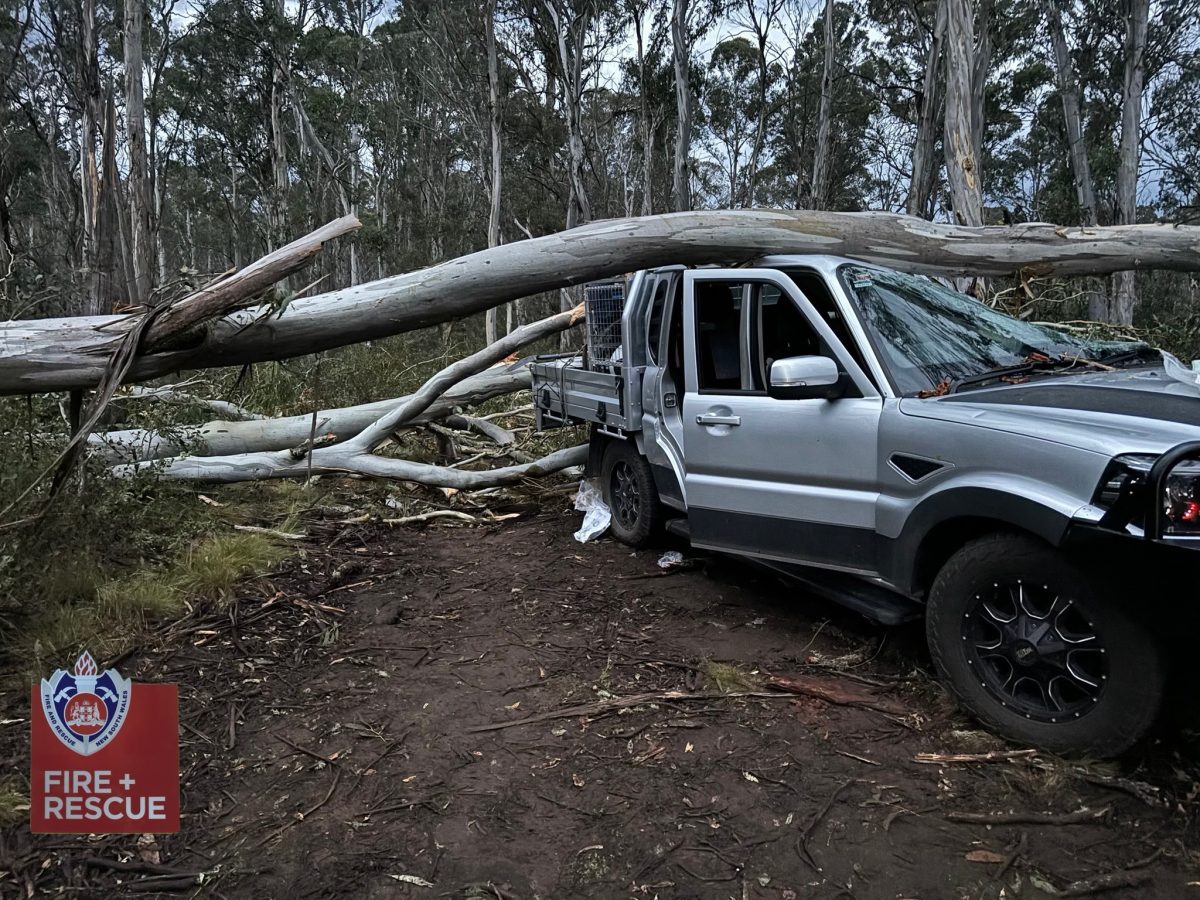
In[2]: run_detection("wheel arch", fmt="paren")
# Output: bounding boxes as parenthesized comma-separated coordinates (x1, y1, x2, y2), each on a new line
(891, 488, 1073, 598)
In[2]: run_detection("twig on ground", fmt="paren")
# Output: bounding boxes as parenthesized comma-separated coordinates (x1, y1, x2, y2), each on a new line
(796, 779, 858, 871)
(1058, 869, 1151, 897)
(465, 690, 794, 733)
(382, 510, 478, 526)
(945, 806, 1109, 826)
(233, 524, 306, 540)
(914, 749, 1038, 765)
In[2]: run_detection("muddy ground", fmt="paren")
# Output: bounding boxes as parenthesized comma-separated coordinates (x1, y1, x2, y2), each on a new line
(3, 497, 1199, 899)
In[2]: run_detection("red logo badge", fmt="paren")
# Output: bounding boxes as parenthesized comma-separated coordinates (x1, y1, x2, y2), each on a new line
(31, 652, 179, 833)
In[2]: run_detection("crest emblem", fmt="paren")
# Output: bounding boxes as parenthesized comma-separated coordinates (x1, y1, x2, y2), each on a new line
(39, 651, 131, 756)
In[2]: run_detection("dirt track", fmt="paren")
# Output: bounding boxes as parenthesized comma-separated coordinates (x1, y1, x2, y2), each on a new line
(3, 501, 1198, 898)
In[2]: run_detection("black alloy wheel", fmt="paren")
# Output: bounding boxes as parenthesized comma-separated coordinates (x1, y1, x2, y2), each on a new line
(962, 580, 1106, 723)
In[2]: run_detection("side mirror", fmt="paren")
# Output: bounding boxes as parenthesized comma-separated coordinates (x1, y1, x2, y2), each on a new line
(769, 355, 844, 400)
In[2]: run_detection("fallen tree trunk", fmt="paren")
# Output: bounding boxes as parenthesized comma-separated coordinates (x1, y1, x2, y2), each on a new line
(91, 366, 531, 463)
(110, 305, 585, 485)
(112, 443, 587, 488)
(4, 211, 1198, 395)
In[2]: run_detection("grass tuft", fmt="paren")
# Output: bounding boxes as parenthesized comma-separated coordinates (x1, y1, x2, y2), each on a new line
(700, 660, 761, 694)
(0, 785, 29, 827)
(174, 533, 288, 604)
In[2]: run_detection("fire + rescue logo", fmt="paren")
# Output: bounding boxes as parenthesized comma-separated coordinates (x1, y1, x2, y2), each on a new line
(39, 651, 131, 756)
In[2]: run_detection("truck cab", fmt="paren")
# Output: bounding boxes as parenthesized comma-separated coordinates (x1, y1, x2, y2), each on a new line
(531, 256, 1200, 757)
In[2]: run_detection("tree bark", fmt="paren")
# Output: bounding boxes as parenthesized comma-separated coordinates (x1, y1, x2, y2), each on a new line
(92, 367, 531, 463)
(79, 0, 105, 315)
(123, 0, 152, 307)
(114, 443, 588, 489)
(671, 0, 692, 212)
(970, 0, 993, 172)
(944, 0, 983, 227)
(4, 211, 1200, 395)
(110, 306, 587, 484)
(1112, 0, 1150, 326)
(809, 0, 836, 210)
(485, 0, 504, 345)
(633, 2, 653, 216)
(908, 0, 947, 218)
(1044, 0, 1104, 320)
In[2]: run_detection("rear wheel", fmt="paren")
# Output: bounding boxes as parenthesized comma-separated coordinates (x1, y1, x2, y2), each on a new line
(601, 440, 662, 548)
(926, 533, 1163, 757)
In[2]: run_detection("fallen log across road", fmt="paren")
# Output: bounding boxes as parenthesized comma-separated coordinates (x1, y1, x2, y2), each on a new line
(4, 210, 1199, 395)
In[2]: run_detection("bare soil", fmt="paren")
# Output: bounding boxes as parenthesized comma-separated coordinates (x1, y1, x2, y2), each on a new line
(3, 499, 1198, 899)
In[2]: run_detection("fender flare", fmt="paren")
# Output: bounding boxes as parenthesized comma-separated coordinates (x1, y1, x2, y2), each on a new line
(886, 487, 1073, 596)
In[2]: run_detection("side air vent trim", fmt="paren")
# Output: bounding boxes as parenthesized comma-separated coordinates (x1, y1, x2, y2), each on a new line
(889, 453, 949, 483)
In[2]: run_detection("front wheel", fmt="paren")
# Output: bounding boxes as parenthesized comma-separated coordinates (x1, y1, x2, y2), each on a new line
(601, 440, 662, 548)
(926, 533, 1164, 757)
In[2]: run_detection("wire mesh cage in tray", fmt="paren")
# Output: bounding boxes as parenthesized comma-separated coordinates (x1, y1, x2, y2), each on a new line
(584, 280, 626, 369)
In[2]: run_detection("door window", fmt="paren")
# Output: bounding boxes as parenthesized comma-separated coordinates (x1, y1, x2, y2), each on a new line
(645, 277, 669, 364)
(694, 281, 749, 392)
(754, 283, 823, 390)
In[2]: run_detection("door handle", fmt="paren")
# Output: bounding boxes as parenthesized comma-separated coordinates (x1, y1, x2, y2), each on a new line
(696, 414, 741, 426)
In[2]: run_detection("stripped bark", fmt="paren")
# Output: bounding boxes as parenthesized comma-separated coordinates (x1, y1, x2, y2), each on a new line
(4, 211, 1200, 395)
(944, 0, 983, 227)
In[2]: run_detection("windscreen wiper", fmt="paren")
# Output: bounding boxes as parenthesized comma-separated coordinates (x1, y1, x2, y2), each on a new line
(949, 353, 1083, 394)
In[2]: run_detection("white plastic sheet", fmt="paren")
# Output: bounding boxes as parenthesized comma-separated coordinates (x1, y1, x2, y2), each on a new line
(657, 550, 685, 569)
(1161, 351, 1200, 395)
(573, 479, 611, 543)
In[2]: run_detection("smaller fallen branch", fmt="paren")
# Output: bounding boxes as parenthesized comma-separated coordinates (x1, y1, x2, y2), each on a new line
(123, 384, 266, 421)
(382, 510, 478, 526)
(944, 806, 1109, 826)
(913, 749, 1038, 765)
(111, 305, 586, 485)
(232, 524, 306, 540)
(466, 689, 796, 733)
(1058, 870, 1151, 898)
(765, 673, 908, 716)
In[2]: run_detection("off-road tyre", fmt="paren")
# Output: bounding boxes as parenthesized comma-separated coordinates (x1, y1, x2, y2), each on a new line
(926, 532, 1163, 758)
(601, 439, 662, 548)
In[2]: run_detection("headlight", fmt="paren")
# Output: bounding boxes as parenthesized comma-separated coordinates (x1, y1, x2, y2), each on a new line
(1110, 453, 1200, 537)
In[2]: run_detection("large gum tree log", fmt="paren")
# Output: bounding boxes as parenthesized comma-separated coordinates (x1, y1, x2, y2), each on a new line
(4, 211, 1200, 395)
(92, 366, 531, 463)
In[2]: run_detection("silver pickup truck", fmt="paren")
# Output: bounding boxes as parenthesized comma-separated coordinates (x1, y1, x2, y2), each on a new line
(531, 256, 1200, 756)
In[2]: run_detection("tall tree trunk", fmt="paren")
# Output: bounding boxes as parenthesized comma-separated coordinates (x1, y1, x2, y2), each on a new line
(909, 0, 947, 218)
(742, 0, 776, 208)
(101, 87, 133, 309)
(943, 0, 983, 228)
(633, 3, 653, 216)
(123, 0, 152, 306)
(970, 0, 992, 170)
(809, 0, 836, 210)
(671, 0, 691, 212)
(1112, 0, 1150, 326)
(79, 0, 104, 314)
(485, 0, 504, 343)
(1044, 0, 1104, 319)
(268, 0, 289, 250)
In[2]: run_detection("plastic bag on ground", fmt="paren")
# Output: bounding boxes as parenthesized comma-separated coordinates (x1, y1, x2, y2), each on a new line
(573, 479, 611, 543)
(657, 550, 685, 569)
